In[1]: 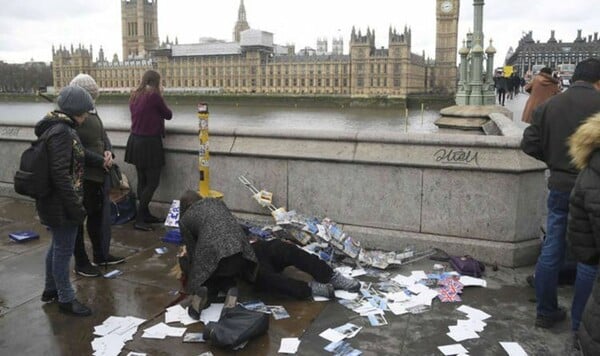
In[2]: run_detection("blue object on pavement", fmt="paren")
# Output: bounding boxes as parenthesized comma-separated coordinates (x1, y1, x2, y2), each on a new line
(162, 229, 183, 245)
(8, 230, 39, 242)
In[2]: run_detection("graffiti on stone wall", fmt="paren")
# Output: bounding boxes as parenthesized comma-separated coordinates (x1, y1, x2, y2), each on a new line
(0, 127, 21, 137)
(433, 148, 479, 166)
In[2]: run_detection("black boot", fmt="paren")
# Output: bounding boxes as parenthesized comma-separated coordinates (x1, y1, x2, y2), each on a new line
(188, 287, 209, 320)
(134, 208, 153, 231)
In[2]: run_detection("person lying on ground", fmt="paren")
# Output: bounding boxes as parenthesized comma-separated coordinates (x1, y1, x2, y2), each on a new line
(177, 190, 361, 319)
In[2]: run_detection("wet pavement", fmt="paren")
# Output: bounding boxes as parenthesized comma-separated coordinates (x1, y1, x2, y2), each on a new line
(0, 195, 580, 356)
(0, 92, 576, 356)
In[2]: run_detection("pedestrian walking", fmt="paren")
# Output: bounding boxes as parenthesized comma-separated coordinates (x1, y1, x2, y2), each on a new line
(521, 67, 561, 123)
(38, 85, 95, 316)
(494, 71, 509, 106)
(521, 58, 600, 330)
(124, 70, 173, 231)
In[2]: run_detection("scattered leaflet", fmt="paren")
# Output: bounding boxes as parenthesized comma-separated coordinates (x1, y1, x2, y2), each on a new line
(92, 316, 146, 356)
(142, 322, 186, 339)
(279, 338, 301, 354)
(165, 304, 199, 326)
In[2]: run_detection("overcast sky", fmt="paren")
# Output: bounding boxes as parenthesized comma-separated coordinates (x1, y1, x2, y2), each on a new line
(0, 0, 596, 65)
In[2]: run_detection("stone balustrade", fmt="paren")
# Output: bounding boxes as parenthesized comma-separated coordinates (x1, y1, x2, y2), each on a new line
(0, 116, 546, 267)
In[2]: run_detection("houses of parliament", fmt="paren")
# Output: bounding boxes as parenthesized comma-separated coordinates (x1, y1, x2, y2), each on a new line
(52, 0, 460, 98)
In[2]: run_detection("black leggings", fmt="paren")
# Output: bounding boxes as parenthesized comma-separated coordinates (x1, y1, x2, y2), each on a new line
(135, 166, 161, 218)
(252, 239, 334, 299)
(74, 180, 105, 265)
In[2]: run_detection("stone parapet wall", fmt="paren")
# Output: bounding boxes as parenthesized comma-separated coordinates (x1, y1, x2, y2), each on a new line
(0, 120, 546, 267)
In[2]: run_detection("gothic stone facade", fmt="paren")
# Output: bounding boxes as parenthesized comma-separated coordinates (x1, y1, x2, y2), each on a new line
(52, 0, 459, 98)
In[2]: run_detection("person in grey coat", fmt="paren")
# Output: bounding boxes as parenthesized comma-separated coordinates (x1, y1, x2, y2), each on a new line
(178, 191, 259, 317)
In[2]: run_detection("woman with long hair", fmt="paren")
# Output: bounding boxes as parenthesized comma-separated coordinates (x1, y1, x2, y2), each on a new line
(124, 70, 173, 231)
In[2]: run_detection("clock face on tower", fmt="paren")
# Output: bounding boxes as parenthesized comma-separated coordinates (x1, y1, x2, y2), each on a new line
(441, 1, 453, 13)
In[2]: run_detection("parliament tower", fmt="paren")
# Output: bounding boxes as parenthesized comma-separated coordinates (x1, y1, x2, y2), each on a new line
(121, 0, 159, 60)
(435, 0, 460, 93)
(233, 0, 250, 42)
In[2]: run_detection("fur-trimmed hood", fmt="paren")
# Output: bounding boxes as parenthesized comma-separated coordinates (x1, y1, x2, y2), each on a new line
(569, 112, 600, 170)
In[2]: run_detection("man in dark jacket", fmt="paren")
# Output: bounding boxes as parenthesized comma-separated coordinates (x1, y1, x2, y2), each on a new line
(567, 112, 600, 354)
(38, 85, 95, 316)
(521, 58, 600, 329)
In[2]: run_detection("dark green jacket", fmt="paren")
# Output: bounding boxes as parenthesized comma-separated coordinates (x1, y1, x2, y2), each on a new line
(75, 111, 112, 183)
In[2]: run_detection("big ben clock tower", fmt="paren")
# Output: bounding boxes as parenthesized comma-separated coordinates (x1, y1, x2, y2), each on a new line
(435, 0, 460, 94)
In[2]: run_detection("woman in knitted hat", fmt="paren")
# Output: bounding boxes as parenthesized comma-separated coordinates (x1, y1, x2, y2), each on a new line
(124, 70, 173, 231)
(38, 85, 94, 316)
(70, 74, 125, 276)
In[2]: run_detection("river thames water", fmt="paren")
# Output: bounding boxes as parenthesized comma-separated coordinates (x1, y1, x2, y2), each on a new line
(0, 101, 442, 133)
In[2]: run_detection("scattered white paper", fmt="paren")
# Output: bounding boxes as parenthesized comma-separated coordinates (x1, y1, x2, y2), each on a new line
(333, 323, 362, 339)
(334, 290, 359, 300)
(385, 292, 411, 302)
(446, 328, 480, 342)
(438, 343, 469, 355)
(456, 319, 487, 332)
(165, 304, 200, 326)
(313, 296, 330, 302)
(142, 322, 186, 339)
(92, 315, 146, 356)
(126, 353, 147, 356)
(408, 283, 430, 295)
(459, 276, 487, 288)
(413, 289, 439, 306)
(278, 338, 301, 354)
(457, 305, 491, 321)
(499, 342, 528, 356)
(319, 328, 346, 343)
(200, 303, 224, 324)
(388, 302, 409, 315)
(411, 270, 428, 280)
(392, 274, 414, 287)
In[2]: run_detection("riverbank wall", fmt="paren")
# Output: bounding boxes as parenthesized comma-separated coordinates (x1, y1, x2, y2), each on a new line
(0, 93, 452, 110)
(0, 115, 546, 267)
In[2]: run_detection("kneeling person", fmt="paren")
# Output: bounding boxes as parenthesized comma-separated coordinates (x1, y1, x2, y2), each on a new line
(177, 190, 360, 317)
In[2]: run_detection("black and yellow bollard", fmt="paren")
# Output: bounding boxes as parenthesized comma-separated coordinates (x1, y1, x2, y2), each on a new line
(197, 103, 223, 199)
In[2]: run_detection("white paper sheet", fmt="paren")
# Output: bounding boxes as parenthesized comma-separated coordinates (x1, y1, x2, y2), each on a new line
(278, 338, 301, 354)
(199, 303, 224, 324)
(456, 305, 491, 321)
(459, 276, 487, 287)
(499, 342, 528, 356)
(438, 343, 469, 355)
(319, 328, 346, 343)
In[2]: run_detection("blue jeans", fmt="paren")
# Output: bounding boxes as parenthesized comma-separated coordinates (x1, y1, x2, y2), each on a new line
(571, 263, 598, 330)
(535, 189, 570, 316)
(45, 224, 79, 303)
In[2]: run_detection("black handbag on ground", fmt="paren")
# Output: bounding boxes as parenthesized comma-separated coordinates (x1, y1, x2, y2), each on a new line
(204, 305, 269, 349)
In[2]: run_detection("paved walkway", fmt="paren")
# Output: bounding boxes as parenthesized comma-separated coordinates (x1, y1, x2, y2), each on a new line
(0, 195, 579, 356)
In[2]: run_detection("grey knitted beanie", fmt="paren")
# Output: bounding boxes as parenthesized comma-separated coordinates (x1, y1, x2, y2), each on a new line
(57, 85, 94, 117)
(70, 73, 99, 100)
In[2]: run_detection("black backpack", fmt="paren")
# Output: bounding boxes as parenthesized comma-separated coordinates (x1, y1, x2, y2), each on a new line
(14, 132, 51, 199)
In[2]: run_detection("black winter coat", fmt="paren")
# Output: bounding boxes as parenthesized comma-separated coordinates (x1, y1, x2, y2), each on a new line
(34, 111, 86, 227)
(567, 112, 600, 355)
(521, 81, 600, 192)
